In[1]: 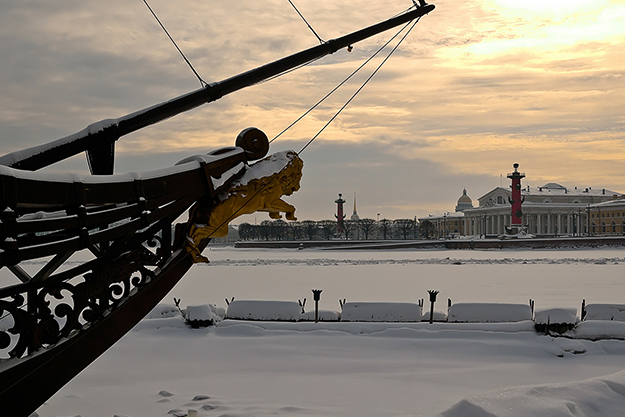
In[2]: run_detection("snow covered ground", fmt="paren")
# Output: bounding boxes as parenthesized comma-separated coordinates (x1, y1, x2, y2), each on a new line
(31, 246, 625, 417)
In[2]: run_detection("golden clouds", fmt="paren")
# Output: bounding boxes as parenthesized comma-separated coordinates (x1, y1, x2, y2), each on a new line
(2, 0, 625, 218)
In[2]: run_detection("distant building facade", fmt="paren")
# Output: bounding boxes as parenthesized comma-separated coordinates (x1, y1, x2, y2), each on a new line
(420, 179, 625, 238)
(591, 198, 625, 235)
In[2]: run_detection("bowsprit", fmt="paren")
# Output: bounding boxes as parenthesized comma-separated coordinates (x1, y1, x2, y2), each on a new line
(0, 3, 435, 415)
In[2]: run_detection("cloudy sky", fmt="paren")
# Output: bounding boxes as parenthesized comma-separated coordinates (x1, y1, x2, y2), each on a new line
(1, 0, 624, 221)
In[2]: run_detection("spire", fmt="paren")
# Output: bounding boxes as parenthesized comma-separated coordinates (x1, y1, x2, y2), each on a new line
(351, 192, 360, 220)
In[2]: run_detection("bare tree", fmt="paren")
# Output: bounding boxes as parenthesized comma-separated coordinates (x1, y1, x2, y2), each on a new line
(419, 219, 435, 239)
(272, 219, 287, 240)
(286, 221, 301, 240)
(394, 218, 416, 239)
(342, 220, 357, 240)
(379, 219, 391, 239)
(301, 220, 318, 240)
(318, 220, 336, 240)
(358, 218, 377, 240)
(238, 222, 257, 240)
(258, 220, 273, 240)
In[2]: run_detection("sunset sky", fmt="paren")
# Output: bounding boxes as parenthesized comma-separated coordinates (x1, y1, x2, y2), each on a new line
(1, 0, 624, 221)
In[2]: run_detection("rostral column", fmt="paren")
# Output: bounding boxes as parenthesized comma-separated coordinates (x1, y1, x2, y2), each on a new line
(507, 163, 525, 233)
(335, 193, 346, 233)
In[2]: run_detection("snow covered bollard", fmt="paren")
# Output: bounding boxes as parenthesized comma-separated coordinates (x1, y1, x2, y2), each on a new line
(448, 303, 532, 323)
(300, 310, 341, 322)
(583, 304, 625, 321)
(534, 308, 578, 335)
(225, 300, 302, 321)
(340, 302, 422, 322)
(420, 310, 447, 322)
(184, 304, 223, 328)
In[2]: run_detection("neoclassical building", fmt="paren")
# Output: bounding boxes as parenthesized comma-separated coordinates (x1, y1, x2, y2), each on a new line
(420, 179, 625, 237)
(591, 198, 625, 235)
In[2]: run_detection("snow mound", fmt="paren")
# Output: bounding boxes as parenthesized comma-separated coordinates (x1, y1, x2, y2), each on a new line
(340, 302, 422, 322)
(300, 310, 340, 321)
(147, 304, 181, 319)
(448, 303, 532, 323)
(534, 308, 578, 324)
(421, 310, 448, 322)
(574, 321, 625, 340)
(437, 369, 625, 417)
(185, 304, 223, 326)
(584, 304, 625, 321)
(225, 300, 301, 321)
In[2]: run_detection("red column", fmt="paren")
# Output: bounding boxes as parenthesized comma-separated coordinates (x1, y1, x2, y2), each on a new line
(507, 163, 525, 227)
(335, 193, 346, 232)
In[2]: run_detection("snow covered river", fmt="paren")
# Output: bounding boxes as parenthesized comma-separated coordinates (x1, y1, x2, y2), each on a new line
(29, 246, 625, 417)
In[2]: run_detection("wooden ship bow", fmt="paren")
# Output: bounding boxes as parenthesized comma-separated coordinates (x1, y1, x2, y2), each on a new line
(0, 3, 435, 416)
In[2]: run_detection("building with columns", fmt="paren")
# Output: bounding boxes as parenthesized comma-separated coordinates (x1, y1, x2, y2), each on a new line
(590, 198, 625, 235)
(420, 178, 625, 238)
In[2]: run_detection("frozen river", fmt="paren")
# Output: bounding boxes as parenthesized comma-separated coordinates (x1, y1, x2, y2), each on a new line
(21, 246, 625, 417)
(169, 246, 625, 314)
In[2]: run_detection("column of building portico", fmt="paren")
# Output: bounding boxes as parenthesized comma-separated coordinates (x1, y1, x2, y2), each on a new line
(557, 213, 563, 235)
(554, 213, 559, 235)
(537, 214, 542, 235)
(546, 214, 551, 235)
(534, 214, 539, 234)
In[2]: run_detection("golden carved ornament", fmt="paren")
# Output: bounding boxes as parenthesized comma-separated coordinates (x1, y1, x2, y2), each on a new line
(185, 150, 303, 263)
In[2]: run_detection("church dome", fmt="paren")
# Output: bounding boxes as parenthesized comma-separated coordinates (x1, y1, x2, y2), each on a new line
(455, 188, 473, 212)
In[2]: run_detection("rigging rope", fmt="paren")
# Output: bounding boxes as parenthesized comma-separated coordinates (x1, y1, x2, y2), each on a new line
(270, 18, 415, 144)
(256, 56, 325, 87)
(257, 3, 418, 89)
(196, 14, 424, 242)
(142, 0, 208, 87)
(297, 16, 421, 155)
(287, 0, 325, 44)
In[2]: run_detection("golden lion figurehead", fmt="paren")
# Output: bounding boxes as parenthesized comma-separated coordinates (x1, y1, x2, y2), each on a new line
(184, 150, 303, 263)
